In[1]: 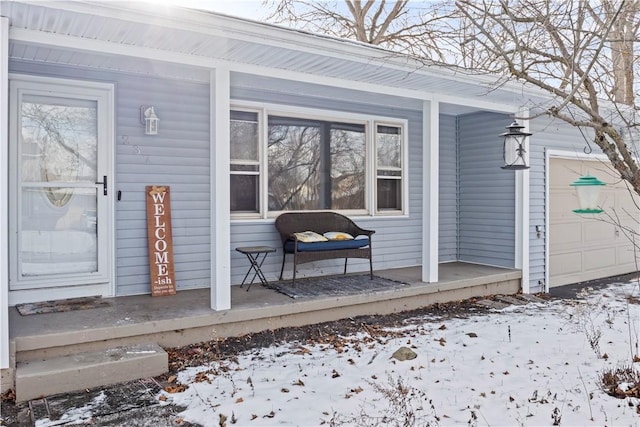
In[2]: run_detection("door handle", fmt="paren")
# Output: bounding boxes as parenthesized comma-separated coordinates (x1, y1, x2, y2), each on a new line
(95, 175, 107, 196)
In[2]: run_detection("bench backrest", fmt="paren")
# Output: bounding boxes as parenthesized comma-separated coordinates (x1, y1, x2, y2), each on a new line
(274, 212, 365, 244)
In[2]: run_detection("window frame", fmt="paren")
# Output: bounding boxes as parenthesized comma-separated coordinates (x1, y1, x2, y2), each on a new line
(230, 102, 408, 219)
(229, 108, 263, 218)
(374, 121, 406, 215)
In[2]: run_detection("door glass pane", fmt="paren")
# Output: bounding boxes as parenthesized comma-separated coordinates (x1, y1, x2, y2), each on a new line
(18, 94, 99, 278)
(21, 95, 97, 185)
(20, 187, 98, 276)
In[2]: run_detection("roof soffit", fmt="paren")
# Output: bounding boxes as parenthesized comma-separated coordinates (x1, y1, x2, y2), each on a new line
(2, 1, 551, 108)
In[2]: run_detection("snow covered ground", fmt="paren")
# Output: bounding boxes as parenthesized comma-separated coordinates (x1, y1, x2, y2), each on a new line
(37, 279, 640, 426)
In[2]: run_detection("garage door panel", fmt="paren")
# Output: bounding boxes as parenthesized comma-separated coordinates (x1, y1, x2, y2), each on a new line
(550, 191, 577, 218)
(582, 221, 614, 243)
(583, 247, 616, 271)
(550, 222, 581, 246)
(617, 246, 637, 265)
(550, 158, 640, 287)
(550, 252, 582, 276)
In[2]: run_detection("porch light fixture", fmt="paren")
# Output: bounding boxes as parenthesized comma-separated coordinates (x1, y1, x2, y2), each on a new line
(501, 120, 531, 170)
(140, 106, 159, 135)
(570, 175, 606, 214)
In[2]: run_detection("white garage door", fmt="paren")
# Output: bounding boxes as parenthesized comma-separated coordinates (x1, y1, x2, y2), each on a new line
(549, 158, 639, 287)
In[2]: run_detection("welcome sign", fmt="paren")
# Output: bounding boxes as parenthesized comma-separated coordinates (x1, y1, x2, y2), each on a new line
(146, 185, 176, 296)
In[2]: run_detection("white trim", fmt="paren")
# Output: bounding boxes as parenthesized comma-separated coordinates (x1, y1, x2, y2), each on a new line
(515, 111, 530, 293)
(374, 121, 408, 215)
(0, 16, 10, 369)
(7, 75, 115, 298)
(422, 100, 439, 282)
(545, 149, 608, 292)
(211, 68, 231, 311)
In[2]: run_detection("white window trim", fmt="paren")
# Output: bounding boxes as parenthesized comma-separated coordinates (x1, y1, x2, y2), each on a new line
(230, 101, 408, 219)
(230, 107, 263, 217)
(374, 121, 408, 215)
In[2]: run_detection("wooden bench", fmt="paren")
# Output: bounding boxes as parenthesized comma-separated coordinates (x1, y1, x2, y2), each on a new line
(275, 212, 375, 284)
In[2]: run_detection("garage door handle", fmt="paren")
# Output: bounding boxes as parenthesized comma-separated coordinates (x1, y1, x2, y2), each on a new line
(615, 228, 620, 236)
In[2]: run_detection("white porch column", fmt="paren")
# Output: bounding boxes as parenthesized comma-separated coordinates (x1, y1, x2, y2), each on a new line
(515, 111, 531, 293)
(0, 17, 9, 369)
(210, 68, 231, 310)
(422, 100, 439, 282)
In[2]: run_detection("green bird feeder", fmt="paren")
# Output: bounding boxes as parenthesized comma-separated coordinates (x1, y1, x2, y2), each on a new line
(570, 175, 606, 214)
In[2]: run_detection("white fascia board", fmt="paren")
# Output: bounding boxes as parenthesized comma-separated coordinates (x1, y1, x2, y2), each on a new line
(9, 28, 439, 101)
(0, 16, 9, 369)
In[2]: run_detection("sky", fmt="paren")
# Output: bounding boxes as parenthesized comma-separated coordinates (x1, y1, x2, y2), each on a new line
(34, 278, 640, 426)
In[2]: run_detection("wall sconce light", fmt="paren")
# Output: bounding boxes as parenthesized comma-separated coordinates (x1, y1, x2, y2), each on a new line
(140, 106, 159, 135)
(501, 120, 531, 170)
(571, 174, 605, 214)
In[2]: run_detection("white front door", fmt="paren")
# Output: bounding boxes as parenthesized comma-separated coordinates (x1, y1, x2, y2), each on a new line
(9, 76, 114, 302)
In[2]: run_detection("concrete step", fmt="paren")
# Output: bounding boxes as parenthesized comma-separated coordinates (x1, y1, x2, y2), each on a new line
(15, 343, 167, 403)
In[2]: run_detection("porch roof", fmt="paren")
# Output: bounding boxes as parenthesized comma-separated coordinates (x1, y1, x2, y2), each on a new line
(1, 1, 551, 115)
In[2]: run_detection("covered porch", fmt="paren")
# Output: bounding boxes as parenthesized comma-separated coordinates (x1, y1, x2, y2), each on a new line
(5, 262, 520, 401)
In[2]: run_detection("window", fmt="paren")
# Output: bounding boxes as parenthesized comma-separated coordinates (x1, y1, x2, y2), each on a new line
(230, 110, 260, 213)
(268, 116, 366, 211)
(230, 106, 406, 218)
(376, 124, 403, 212)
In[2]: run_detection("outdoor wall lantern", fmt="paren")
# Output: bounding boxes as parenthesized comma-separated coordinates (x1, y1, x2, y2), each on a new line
(501, 120, 531, 170)
(570, 175, 606, 214)
(140, 106, 159, 135)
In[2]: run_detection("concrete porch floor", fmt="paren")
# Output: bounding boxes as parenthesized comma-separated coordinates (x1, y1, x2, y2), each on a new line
(4, 262, 521, 396)
(9, 262, 521, 354)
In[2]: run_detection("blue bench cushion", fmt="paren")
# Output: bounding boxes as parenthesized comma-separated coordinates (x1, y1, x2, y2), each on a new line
(285, 236, 370, 253)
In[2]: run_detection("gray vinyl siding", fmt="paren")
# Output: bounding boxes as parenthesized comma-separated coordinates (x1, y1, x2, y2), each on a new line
(114, 75, 210, 295)
(458, 112, 515, 268)
(528, 116, 591, 293)
(10, 60, 212, 296)
(439, 114, 458, 262)
(230, 74, 424, 283)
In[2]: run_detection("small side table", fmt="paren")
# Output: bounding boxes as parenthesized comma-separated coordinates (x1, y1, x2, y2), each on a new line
(235, 246, 276, 291)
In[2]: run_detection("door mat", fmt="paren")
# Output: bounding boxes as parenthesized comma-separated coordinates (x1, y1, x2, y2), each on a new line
(265, 274, 410, 299)
(16, 296, 112, 316)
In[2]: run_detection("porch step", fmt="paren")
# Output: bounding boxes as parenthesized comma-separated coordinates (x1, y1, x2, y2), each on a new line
(14, 343, 167, 403)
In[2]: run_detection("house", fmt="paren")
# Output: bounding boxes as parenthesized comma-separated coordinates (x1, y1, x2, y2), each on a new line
(1, 1, 636, 400)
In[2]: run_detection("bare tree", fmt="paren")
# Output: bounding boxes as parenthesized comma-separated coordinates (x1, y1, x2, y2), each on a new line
(456, 0, 640, 196)
(264, 0, 456, 62)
